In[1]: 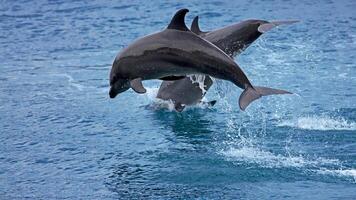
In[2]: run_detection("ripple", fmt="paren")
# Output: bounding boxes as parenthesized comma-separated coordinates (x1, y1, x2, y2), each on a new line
(112, 5, 136, 10)
(201, 12, 222, 18)
(0, 13, 43, 18)
(221, 146, 339, 168)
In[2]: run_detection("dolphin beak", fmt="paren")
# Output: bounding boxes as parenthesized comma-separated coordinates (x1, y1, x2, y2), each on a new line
(109, 79, 131, 98)
(109, 86, 118, 98)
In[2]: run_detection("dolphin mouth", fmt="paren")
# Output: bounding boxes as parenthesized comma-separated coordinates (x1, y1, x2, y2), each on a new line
(109, 78, 131, 98)
(109, 86, 118, 98)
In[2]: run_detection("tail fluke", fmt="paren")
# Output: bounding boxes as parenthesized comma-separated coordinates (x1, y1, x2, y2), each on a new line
(258, 20, 299, 33)
(255, 86, 292, 96)
(239, 86, 292, 110)
(239, 87, 261, 110)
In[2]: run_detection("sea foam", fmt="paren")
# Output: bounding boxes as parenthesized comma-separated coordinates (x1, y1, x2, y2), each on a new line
(221, 146, 339, 169)
(277, 115, 356, 131)
(317, 169, 356, 182)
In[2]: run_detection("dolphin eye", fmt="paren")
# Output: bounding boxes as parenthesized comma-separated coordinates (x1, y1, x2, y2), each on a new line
(110, 75, 117, 85)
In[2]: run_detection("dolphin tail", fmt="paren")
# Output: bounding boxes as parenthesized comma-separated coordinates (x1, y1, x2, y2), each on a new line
(239, 86, 292, 110)
(258, 20, 299, 33)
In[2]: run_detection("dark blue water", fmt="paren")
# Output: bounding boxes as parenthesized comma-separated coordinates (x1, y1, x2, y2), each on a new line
(1, 0, 355, 199)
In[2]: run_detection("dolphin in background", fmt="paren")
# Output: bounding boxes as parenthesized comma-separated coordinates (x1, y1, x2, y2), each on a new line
(157, 16, 298, 111)
(192, 16, 299, 57)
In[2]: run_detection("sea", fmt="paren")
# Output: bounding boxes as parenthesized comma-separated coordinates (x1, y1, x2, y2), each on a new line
(0, 0, 355, 199)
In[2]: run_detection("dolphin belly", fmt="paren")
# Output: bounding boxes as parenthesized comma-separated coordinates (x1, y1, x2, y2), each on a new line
(157, 75, 213, 106)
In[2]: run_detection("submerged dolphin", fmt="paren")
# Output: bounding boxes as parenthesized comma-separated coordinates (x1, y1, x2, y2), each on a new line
(109, 9, 291, 110)
(157, 16, 297, 111)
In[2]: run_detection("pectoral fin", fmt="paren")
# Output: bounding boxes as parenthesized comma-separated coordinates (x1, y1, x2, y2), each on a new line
(130, 78, 146, 94)
(206, 100, 217, 107)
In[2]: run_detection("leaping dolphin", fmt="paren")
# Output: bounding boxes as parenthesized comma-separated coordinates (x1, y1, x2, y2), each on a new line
(109, 9, 291, 111)
(157, 16, 297, 111)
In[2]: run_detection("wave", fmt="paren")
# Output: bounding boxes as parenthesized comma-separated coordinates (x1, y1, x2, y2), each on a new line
(277, 115, 356, 131)
(317, 169, 356, 182)
(221, 146, 339, 169)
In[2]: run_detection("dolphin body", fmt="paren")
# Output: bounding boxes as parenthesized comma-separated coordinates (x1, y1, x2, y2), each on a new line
(157, 16, 297, 111)
(109, 9, 291, 111)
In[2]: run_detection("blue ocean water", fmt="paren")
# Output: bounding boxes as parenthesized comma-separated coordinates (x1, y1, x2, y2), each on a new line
(1, 0, 355, 199)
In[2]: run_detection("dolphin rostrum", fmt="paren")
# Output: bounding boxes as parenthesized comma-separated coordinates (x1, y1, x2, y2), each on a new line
(109, 9, 291, 111)
(157, 16, 297, 111)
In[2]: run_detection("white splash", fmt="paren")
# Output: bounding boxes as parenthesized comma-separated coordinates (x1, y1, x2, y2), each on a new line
(317, 169, 356, 182)
(221, 146, 339, 168)
(188, 75, 208, 94)
(142, 87, 177, 111)
(277, 116, 356, 131)
(54, 73, 85, 91)
(144, 87, 159, 100)
(144, 86, 213, 112)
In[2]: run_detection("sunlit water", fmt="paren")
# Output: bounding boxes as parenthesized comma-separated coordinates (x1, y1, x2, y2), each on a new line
(1, 0, 355, 199)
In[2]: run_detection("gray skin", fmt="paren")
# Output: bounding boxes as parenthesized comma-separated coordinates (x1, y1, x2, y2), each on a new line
(157, 16, 298, 111)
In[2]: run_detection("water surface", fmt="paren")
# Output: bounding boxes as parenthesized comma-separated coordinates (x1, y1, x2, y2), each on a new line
(1, 0, 355, 199)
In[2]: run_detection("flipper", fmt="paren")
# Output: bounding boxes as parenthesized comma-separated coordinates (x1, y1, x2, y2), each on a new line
(239, 86, 292, 110)
(159, 76, 186, 81)
(190, 16, 209, 36)
(130, 78, 146, 94)
(207, 100, 217, 107)
(167, 9, 189, 31)
(174, 103, 185, 112)
(200, 100, 217, 107)
(258, 20, 299, 33)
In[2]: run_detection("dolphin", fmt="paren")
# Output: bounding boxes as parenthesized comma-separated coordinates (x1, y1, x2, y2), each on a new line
(156, 75, 216, 111)
(157, 16, 298, 111)
(193, 16, 299, 57)
(109, 9, 291, 111)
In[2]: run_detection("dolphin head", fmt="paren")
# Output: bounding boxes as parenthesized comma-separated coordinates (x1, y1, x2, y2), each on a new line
(109, 76, 130, 98)
(109, 58, 131, 98)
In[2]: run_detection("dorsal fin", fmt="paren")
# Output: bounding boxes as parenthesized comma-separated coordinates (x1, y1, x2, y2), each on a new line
(191, 16, 202, 34)
(190, 16, 208, 35)
(167, 8, 189, 31)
